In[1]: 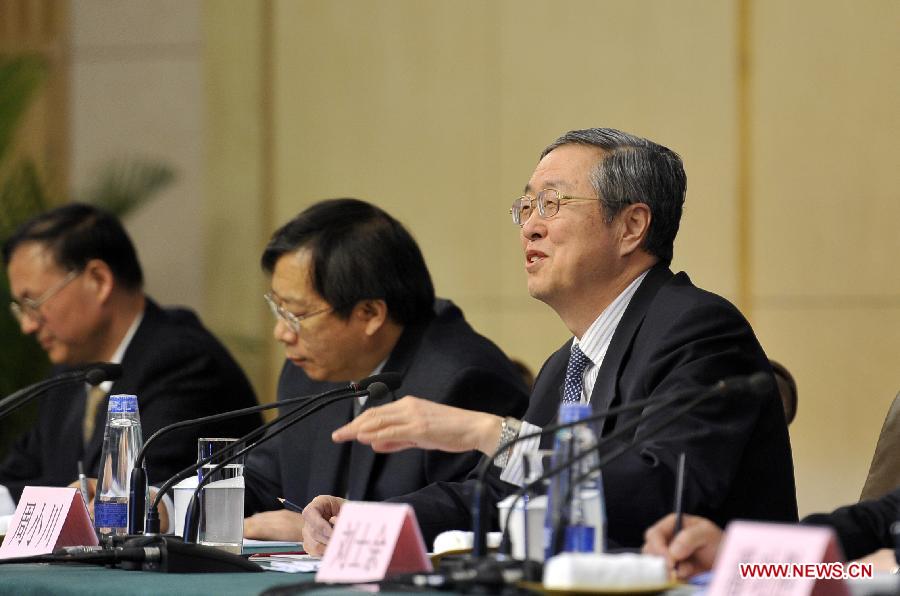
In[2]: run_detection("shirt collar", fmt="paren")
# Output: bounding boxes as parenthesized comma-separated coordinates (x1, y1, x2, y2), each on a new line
(573, 269, 650, 367)
(97, 309, 145, 394)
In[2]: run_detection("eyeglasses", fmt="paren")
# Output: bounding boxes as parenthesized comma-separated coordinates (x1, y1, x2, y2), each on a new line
(264, 292, 331, 334)
(510, 188, 597, 226)
(10, 270, 81, 325)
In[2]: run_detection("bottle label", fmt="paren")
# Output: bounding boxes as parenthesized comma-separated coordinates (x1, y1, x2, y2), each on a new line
(108, 394, 138, 414)
(94, 501, 128, 529)
(564, 525, 595, 553)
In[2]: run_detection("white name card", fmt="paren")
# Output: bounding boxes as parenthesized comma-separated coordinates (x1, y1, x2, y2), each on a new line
(316, 501, 432, 583)
(708, 520, 850, 596)
(0, 486, 97, 559)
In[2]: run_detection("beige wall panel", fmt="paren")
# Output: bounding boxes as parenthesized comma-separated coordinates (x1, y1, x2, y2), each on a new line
(204, 1, 273, 402)
(754, 308, 900, 515)
(752, 0, 900, 298)
(72, 0, 201, 47)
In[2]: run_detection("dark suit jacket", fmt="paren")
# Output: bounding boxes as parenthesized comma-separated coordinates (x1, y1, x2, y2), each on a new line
(244, 299, 529, 514)
(0, 299, 261, 500)
(803, 487, 900, 560)
(395, 264, 798, 548)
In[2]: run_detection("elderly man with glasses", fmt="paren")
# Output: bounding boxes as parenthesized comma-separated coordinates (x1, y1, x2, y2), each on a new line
(0, 203, 260, 516)
(303, 128, 797, 554)
(240, 198, 529, 542)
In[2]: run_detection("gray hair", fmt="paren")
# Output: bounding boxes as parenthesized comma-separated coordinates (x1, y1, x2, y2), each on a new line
(540, 128, 686, 264)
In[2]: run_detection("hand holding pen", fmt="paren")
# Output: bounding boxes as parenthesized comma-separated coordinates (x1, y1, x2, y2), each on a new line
(299, 495, 345, 557)
(242, 498, 306, 542)
(641, 452, 726, 580)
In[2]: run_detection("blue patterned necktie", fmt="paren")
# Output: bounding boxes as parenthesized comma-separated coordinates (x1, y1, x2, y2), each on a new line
(562, 344, 591, 404)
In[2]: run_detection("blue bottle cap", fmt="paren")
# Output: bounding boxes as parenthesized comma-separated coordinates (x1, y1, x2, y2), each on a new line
(559, 403, 592, 423)
(108, 394, 138, 413)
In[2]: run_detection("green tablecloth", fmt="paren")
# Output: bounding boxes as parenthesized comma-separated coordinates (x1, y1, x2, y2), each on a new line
(0, 563, 387, 596)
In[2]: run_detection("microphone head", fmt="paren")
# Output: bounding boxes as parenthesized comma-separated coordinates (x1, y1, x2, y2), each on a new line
(84, 363, 123, 386)
(719, 371, 775, 397)
(745, 371, 775, 396)
(357, 371, 403, 391)
(366, 382, 391, 402)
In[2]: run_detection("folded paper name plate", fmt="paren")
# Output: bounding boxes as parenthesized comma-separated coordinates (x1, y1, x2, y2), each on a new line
(542, 552, 671, 592)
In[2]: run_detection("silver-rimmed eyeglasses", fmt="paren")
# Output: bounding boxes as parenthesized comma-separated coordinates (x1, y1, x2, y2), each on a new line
(9, 270, 81, 325)
(510, 188, 597, 226)
(264, 292, 331, 334)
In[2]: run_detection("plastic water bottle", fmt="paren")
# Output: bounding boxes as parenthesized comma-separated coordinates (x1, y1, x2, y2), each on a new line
(544, 403, 605, 558)
(94, 394, 143, 540)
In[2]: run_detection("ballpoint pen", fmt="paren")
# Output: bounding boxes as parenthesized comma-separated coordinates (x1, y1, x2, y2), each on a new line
(77, 460, 89, 505)
(277, 497, 304, 514)
(673, 451, 686, 536)
(671, 452, 687, 579)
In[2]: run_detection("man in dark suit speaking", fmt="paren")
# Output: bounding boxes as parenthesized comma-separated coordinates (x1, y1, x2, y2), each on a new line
(304, 128, 797, 553)
(0, 203, 260, 513)
(242, 198, 529, 541)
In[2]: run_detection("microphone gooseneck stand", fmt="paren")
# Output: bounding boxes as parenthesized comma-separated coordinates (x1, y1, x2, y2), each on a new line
(178, 387, 371, 543)
(0, 362, 122, 420)
(131, 371, 402, 534)
(129, 383, 351, 533)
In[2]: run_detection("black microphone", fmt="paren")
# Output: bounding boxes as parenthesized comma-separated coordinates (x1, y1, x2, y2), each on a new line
(493, 372, 775, 557)
(0, 362, 123, 420)
(128, 371, 402, 534)
(471, 371, 774, 557)
(0, 536, 262, 573)
(179, 380, 395, 545)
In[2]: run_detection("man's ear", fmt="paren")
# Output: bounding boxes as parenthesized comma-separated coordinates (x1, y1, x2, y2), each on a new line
(82, 259, 115, 303)
(618, 203, 652, 257)
(354, 299, 389, 336)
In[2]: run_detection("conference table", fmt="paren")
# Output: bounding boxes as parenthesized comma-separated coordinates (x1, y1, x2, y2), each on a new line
(0, 562, 424, 596)
(1, 561, 895, 595)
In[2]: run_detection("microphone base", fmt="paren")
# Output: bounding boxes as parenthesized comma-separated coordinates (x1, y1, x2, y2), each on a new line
(117, 535, 262, 573)
(391, 555, 542, 591)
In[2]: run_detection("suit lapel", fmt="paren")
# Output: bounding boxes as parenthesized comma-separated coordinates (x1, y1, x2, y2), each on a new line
(590, 264, 673, 434)
(345, 386, 395, 499)
(304, 399, 354, 499)
(344, 321, 423, 500)
(525, 342, 571, 449)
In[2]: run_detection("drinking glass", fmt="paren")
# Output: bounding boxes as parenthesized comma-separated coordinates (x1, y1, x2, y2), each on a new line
(196, 437, 245, 554)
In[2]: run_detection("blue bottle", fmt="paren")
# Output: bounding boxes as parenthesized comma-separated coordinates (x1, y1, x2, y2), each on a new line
(544, 403, 605, 558)
(94, 394, 143, 540)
